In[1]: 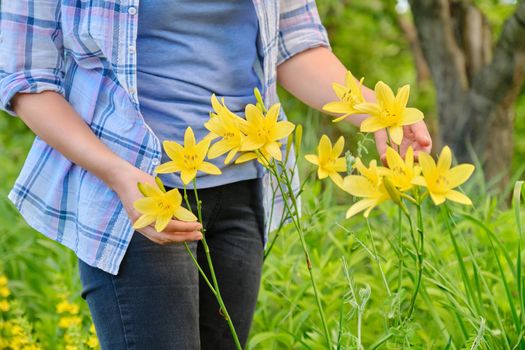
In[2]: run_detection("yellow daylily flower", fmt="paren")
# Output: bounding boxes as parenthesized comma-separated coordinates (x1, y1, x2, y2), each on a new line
(385, 146, 421, 191)
(204, 94, 246, 164)
(236, 102, 295, 165)
(355, 81, 424, 145)
(412, 146, 474, 205)
(155, 127, 221, 185)
(322, 70, 366, 123)
(342, 159, 391, 218)
(132, 180, 197, 232)
(305, 135, 347, 188)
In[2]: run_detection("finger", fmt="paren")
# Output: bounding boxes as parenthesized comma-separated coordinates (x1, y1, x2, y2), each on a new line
(374, 129, 388, 165)
(163, 219, 202, 233)
(159, 230, 203, 243)
(411, 121, 432, 148)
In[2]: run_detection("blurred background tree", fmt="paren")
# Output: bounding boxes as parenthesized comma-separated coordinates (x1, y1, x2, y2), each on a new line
(282, 0, 524, 190)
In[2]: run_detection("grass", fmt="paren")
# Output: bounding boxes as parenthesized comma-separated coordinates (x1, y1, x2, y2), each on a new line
(1, 111, 524, 349)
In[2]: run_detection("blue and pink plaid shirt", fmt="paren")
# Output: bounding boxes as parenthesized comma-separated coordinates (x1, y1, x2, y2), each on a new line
(0, 0, 331, 275)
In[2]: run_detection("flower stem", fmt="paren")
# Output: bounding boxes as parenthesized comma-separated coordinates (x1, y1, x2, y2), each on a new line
(264, 156, 332, 349)
(191, 179, 242, 350)
(404, 203, 424, 321)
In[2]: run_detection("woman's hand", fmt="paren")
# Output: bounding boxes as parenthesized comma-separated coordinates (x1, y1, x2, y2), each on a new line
(111, 165, 203, 245)
(373, 120, 432, 165)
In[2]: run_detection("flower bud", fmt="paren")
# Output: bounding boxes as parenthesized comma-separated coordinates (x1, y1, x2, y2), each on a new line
(155, 176, 166, 192)
(383, 176, 401, 204)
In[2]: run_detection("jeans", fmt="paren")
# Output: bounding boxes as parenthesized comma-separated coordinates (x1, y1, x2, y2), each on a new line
(78, 178, 265, 349)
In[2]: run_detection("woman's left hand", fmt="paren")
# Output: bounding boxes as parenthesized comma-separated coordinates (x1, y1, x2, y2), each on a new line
(374, 120, 432, 165)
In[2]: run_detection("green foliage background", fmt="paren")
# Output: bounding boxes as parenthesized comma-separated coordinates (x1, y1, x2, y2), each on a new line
(0, 1, 524, 348)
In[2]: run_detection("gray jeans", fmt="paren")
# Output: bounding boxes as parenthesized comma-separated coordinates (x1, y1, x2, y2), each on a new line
(78, 178, 265, 349)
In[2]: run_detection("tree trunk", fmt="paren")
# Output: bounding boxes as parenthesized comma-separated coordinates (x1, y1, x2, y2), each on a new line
(407, 0, 525, 186)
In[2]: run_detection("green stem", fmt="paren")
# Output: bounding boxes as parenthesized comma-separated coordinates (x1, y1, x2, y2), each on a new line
(191, 179, 242, 350)
(365, 219, 391, 296)
(262, 156, 332, 349)
(404, 204, 424, 321)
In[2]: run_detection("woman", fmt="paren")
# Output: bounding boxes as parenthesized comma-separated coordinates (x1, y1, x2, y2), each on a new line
(0, 0, 432, 349)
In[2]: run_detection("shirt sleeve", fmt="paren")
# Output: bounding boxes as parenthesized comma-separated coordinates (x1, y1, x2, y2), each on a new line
(277, 0, 332, 66)
(0, 0, 65, 117)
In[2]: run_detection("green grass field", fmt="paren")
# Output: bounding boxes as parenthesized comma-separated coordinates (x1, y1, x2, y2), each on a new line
(1, 108, 524, 349)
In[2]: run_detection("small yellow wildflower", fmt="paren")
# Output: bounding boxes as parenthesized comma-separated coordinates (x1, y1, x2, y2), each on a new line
(322, 70, 366, 123)
(155, 127, 221, 185)
(342, 159, 391, 218)
(385, 146, 421, 191)
(58, 316, 82, 329)
(132, 179, 197, 232)
(0, 287, 10, 298)
(355, 81, 424, 145)
(56, 300, 79, 315)
(236, 103, 295, 165)
(0, 275, 7, 287)
(305, 135, 347, 188)
(0, 300, 9, 312)
(412, 146, 474, 205)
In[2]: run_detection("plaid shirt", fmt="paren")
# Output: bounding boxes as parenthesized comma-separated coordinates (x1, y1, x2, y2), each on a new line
(0, 0, 331, 275)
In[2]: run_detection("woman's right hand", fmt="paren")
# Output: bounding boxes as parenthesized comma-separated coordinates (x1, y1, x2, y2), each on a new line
(111, 165, 203, 245)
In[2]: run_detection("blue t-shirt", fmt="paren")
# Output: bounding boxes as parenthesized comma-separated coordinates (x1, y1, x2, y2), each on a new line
(136, 0, 263, 189)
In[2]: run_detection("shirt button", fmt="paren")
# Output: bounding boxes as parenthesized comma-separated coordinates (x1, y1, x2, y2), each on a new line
(129, 86, 136, 94)
(128, 45, 136, 54)
(128, 6, 137, 15)
(152, 158, 160, 166)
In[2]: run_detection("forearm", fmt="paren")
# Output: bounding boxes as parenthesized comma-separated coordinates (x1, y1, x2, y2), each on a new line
(11, 91, 137, 191)
(276, 46, 374, 127)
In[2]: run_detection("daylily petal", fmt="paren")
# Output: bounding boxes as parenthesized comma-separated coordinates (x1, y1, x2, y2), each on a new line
(154, 212, 173, 232)
(401, 107, 424, 125)
(332, 83, 347, 100)
(132, 214, 156, 229)
(334, 157, 347, 172)
(165, 188, 183, 207)
(163, 141, 184, 162)
(318, 135, 331, 158)
(360, 117, 386, 133)
(417, 152, 436, 175)
(429, 192, 446, 205)
(375, 81, 395, 109)
(445, 190, 473, 205)
(270, 121, 295, 141)
(304, 154, 319, 165)
(224, 149, 238, 164)
(332, 113, 351, 123)
(332, 136, 345, 157)
(208, 140, 232, 159)
(199, 162, 221, 175)
(140, 182, 163, 197)
(184, 127, 196, 148)
(342, 175, 376, 197)
(346, 198, 376, 219)
(174, 207, 198, 222)
(446, 164, 475, 188)
(411, 176, 427, 187)
(235, 152, 258, 164)
(181, 169, 198, 185)
(389, 126, 403, 145)
(133, 197, 157, 213)
(323, 101, 353, 114)
(354, 102, 382, 116)
(155, 161, 181, 174)
(395, 84, 410, 108)
(386, 147, 405, 172)
(266, 103, 281, 126)
(437, 146, 452, 173)
(265, 142, 282, 161)
(329, 172, 344, 189)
